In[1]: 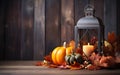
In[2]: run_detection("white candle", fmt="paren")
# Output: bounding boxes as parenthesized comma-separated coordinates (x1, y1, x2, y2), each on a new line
(83, 43, 94, 57)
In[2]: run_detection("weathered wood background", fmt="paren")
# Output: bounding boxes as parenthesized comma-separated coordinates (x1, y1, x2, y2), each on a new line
(0, 0, 120, 60)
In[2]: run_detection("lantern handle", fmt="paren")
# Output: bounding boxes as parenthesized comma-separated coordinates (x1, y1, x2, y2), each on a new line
(84, 4, 94, 16)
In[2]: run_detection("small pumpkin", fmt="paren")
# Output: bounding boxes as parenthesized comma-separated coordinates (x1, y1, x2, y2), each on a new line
(66, 47, 74, 55)
(51, 41, 76, 65)
(52, 42, 66, 65)
(65, 53, 84, 65)
(75, 53, 84, 64)
(66, 40, 75, 55)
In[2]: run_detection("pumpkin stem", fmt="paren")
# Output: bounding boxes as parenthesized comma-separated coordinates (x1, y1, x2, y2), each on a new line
(63, 42, 67, 48)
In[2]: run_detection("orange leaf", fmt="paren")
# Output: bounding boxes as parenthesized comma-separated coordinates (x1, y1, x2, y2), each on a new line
(70, 65, 83, 70)
(69, 40, 75, 49)
(108, 32, 116, 43)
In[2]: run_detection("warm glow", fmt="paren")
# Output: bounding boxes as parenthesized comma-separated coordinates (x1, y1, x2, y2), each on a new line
(83, 43, 94, 57)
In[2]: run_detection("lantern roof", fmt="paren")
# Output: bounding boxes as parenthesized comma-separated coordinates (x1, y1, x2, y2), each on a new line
(77, 16, 99, 25)
(76, 5, 99, 28)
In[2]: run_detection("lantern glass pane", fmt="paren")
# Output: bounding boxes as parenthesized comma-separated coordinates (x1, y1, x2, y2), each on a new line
(78, 29, 98, 47)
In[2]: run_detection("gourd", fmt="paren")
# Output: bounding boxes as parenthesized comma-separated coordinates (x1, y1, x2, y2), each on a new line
(65, 53, 84, 65)
(51, 42, 66, 65)
(66, 40, 75, 55)
(66, 47, 73, 55)
(51, 41, 75, 65)
(104, 41, 114, 56)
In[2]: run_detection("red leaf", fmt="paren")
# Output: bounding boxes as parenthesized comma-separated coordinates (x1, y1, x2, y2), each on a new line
(35, 61, 43, 66)
(44, 53, 52, 63)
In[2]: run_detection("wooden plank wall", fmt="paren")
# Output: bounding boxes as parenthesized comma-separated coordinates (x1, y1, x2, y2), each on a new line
(0, 0, 119, 60)
(0, 0, 6, 60)
(104, 0, 117, 38)
(4, 0, 21, 60)
(45, 0, 61, 55)
(34, 0, 45, 60)
(61, 0, 74, 43)
(21, 0, 34, 60)
(117, 0, 120, 35)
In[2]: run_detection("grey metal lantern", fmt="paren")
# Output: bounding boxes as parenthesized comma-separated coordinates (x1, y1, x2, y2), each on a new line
(74, 5, 104, 54)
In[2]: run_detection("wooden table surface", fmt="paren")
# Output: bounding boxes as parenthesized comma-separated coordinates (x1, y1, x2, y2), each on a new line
(0, 61, 120, 75)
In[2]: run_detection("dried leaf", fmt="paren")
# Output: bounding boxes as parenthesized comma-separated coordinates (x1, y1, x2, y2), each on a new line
(108, 32, 116, 44)
(70, 63, 84, 70)
(70, 66, 83, 70)
(44, 53, 52, 63)
(85, 64, 101, 70)
(35, 61, 43, 66)
(48, 64, 58, 68)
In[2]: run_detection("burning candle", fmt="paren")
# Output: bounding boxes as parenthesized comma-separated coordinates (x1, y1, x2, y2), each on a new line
(83, 43, 94, 57)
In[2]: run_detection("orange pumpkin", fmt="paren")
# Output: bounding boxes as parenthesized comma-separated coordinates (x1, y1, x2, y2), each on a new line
(52, 42, 66, 65)
(52, 41, 75, 65)
(66, 47, 73, 55)
(52, 47, 66, 65)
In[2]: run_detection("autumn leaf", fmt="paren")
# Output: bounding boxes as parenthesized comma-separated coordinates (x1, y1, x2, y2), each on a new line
(48, 64, 58, 68)
(35, 61, 43, 66)
(44, 52, 52, 63)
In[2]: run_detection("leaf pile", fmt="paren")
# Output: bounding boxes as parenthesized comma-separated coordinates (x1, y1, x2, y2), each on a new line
(35, 31, 120, 70)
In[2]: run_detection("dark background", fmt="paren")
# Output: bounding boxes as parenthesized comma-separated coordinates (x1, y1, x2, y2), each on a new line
(0, 0, 120, 60)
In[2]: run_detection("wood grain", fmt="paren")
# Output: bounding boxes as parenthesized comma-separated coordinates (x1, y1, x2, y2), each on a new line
(0, 0, 6, 60)
(117, 0, 120, 35)
(61, 0, 74, 44)
(74, 0, 89, 23)
(5, 0, 21, 60)
(21, 0, 34, 60)
(45, 0, 61, 55)
(34, 0, 45, 60)
(104, 0, 117, 39)
(0, 61, 120, 75)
